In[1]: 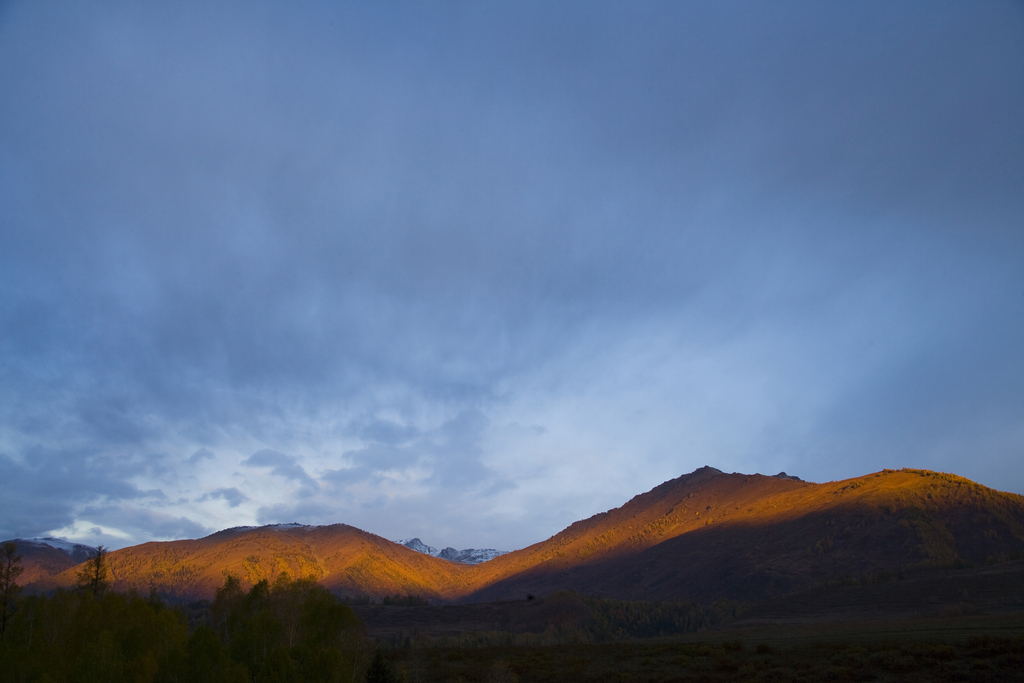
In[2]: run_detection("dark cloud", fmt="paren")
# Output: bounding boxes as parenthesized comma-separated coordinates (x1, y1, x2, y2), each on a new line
(355, 418, 420, 446)
(198, 487, 248, 508)
(343, 443, 421, 473)
(188, 448, 215, 464)
(242, 449, 317, 494)
(0, 447, 168, 540)
(254, 499, 342, 527)
(0, 1, 1020, 549)
(324, 409, 502, 493)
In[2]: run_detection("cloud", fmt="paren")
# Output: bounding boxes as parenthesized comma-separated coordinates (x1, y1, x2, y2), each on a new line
(343, 443, 420, 474)
(198, 487, 248, 508)
(253, 499, 344, 527)
(70, 505, 212, 544)
(355, 418, 420, 446)
(188, 448, 215, 464)
(0, 2, 1020, 550)
(0, 447, 168, 541)
(323, 409, 500, 492)
(241, 449, 318, 493)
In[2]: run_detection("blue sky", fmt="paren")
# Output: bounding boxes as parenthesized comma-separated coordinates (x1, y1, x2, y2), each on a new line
(1, 1, 1022, 551)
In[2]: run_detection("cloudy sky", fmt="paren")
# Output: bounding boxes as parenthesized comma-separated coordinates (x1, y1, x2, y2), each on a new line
(1, 1, 1022, 551)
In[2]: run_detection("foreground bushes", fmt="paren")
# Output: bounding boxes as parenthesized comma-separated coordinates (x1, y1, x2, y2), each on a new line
(0, 574, 366, 683)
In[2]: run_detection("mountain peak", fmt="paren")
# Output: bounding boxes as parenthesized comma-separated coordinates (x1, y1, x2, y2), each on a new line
(398, 538, 508, 564)
(397, 538, 438, 556)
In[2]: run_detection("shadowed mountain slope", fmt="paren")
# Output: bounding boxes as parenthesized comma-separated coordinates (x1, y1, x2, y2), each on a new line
(454, 466, 806, 594)
(4, 539, 97, 585)
(462, 468, 1024, 603)
(18, 468, 1024, 606)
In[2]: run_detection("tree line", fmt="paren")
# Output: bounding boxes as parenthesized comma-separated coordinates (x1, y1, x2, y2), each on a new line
(0, 542, 383, 683)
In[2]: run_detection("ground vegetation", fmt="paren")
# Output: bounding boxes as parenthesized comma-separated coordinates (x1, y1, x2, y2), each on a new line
(0, 573, 369, 683)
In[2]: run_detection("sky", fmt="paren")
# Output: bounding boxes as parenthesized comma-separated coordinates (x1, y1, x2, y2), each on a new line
(1, 1, 1022, 552)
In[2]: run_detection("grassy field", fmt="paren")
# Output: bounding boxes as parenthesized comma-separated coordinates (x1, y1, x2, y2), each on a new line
(354, 565, 1024, 681)
(380, 614, 1024, 682)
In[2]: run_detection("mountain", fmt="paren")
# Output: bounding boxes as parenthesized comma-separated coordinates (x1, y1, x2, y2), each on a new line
(4, 538, 97, 585)
(398, 538, 508, 564)
(15, 467, 1024, 608)
(460, 467, 1024, 603)
(397, 538, 439, 556)
(28, 524, 473, 601)
(439, 547, 507, 564)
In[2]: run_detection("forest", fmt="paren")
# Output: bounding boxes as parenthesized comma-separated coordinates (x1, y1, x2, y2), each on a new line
(0, 543, 372, 683)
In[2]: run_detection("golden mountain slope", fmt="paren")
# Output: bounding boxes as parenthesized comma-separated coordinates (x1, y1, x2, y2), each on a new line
(39, 524, 473, 601)
(463, 467, 1024, 602)
(23, 467, 1024, 604)
(454, 466, 807, 592)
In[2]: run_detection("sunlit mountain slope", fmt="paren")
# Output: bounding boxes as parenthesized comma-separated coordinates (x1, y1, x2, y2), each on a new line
(18, 467, 1024, 605)
(37, 523, 474, 601)
(463, 468, 1024, 602)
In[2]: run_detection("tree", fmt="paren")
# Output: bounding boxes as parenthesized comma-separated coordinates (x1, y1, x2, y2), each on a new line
(76, 545, 110, 598)
(364, 649, 399, 683)
(0, 541, 23, 639)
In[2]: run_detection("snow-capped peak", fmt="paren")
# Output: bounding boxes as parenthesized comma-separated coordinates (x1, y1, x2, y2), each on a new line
(396, 538, 439, 556)
(440, 547, 508, 564)
(397, 538, 507, 564)
(18, 537, 97, 560)
(212, 522, 316, 537)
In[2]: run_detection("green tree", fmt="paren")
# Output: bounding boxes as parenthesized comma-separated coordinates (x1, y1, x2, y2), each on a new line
(0, 541, 23, 640)
(0, 588, 191, 682)
(76, 545, 111, 598)
(213, 572, 246, 641)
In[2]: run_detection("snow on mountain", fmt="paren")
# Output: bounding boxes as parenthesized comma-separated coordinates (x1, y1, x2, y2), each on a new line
(397, 538, 507, 564)
(441, 547, 508, 563)
(19, 537, 97, 561)
(396, 538, 439, 556)
(212, 523, 316, 537)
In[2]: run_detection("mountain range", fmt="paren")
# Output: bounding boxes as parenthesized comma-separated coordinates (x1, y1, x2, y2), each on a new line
(396, 538, 507, 564)
(8, 467, 1024, 607)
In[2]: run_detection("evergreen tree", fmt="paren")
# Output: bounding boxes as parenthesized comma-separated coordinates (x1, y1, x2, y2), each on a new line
(365, 649, 399, 683)
(76, 545, 111, 598)
(0, 541, 23, 640)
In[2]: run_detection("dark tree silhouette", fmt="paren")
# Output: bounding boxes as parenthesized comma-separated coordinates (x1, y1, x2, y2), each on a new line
(76, 545, 110, 598)
(365, 649, 399, 683)
(0, 541, 23, 640)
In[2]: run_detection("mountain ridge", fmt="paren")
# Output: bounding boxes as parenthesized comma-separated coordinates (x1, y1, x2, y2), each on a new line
(5, 537, 99, 585)
(396, 537, 508, 564)
(9, 467, 1024, 606)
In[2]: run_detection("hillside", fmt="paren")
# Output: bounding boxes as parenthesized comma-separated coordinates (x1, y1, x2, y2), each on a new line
(17, 467, 1024, 607)
(5, 539, 97, 585)
(33, 523, 474, 602)
(463, 468, 1024, 603)
(455, 466, 807, 598)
